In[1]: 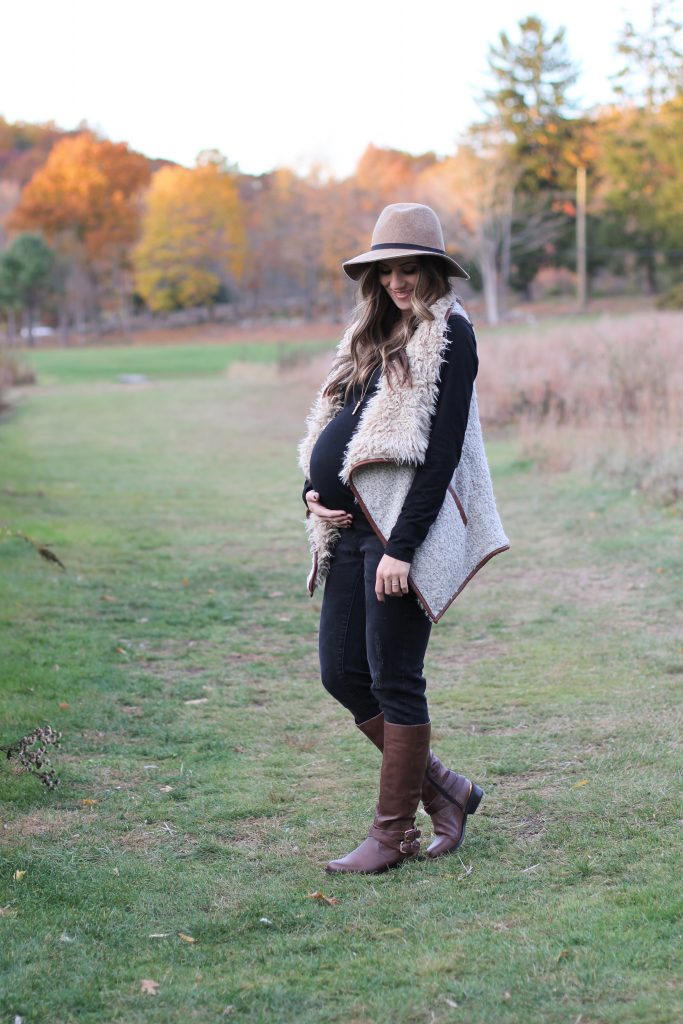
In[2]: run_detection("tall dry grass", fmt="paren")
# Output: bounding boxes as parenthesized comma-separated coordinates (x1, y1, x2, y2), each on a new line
(0, 351, 36, 411)
(476, 310, 683, 506)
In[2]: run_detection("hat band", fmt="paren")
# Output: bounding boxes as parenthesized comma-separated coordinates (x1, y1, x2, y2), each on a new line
(370, 242, 446, 255)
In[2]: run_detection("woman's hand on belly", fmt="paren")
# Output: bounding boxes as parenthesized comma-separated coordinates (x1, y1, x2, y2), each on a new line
(305, 490, 353, 528)
(375, 554, 411, 602)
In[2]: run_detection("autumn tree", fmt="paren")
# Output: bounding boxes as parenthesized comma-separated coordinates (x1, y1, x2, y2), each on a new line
(418, 144, 517, 325)
(239, 166, 341, 317)
(418, 133, 563, 324)
(134, 154, 246, 313)
(317, 177, 371, 315)
(10, 133, 150, 332)
(355, 145, 437, 205)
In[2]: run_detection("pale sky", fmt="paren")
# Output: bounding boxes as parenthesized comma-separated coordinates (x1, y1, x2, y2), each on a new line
(1, 0, 677, 178)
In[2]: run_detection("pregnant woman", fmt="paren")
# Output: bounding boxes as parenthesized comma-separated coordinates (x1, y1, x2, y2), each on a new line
(298, 203, 509, 875)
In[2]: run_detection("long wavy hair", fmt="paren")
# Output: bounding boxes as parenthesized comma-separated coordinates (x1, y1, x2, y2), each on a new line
(323, 256, 452, 401)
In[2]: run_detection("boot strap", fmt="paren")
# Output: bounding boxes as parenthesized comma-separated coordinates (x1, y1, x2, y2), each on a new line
(368, 824, 421, 854)
(399, 828, 421, 855)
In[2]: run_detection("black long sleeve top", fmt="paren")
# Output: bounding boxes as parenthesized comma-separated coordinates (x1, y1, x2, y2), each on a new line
(303, 313, 478, 563)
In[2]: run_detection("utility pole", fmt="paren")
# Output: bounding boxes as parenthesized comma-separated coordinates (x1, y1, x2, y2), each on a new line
(576, 165, 587, 309)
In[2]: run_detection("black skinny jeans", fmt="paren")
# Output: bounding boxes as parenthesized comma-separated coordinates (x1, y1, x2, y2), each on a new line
(318, 511, 432, 726)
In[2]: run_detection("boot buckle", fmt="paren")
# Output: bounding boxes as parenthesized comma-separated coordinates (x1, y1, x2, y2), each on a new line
(399, 827, 421, 855)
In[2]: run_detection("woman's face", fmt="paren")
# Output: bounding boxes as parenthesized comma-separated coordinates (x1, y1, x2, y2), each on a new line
(377, 257, 420, 315)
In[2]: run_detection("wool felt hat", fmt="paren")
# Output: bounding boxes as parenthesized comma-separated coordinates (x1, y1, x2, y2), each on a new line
(343, 203, 469, 281)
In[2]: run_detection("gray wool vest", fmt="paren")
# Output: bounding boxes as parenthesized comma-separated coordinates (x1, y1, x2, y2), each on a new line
(298, 291, 509, 622)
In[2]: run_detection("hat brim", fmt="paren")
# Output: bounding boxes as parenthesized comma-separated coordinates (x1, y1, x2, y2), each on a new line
(342, 248, 469, 282)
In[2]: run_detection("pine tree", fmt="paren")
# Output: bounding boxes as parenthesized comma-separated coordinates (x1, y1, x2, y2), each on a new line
(483, 15, 579, 193)
(478, 16, 581, 299)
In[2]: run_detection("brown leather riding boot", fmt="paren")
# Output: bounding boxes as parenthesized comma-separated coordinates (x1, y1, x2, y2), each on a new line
(326, 721, 431, 875)
(356, 712, 484, 859)
(356, 711, 385, 750)
(421, 752, 484, 858)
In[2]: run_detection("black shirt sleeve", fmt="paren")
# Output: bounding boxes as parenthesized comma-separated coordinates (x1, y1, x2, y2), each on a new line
(385, 314, 478, 563)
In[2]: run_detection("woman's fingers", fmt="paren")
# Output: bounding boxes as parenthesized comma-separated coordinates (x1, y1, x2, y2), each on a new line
(319, 506, 352, 526)
(330, 512, 353, 527)
(306, 494, 353, 528)
(375, 554, 411, 601)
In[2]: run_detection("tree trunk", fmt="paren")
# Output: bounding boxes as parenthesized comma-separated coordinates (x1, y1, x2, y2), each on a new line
(75, 298, 86, 343)
(499, 190, 514, 319)
(93, 305, 103, 338)
(7, 309, 17, 346)
(480, 242, 500, 326)
(118, 286, 130, 338)
(24, 304, 35, 346)
(91, 275, 103, 338)
(59, 302, 70, 347)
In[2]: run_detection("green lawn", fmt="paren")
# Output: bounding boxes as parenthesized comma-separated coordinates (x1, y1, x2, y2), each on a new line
(22, 338, 330, 385)
(1, 343, 681, 1023)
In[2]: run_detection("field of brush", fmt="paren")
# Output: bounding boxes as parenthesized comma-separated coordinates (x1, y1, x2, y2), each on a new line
(1, 309, 681, 1023)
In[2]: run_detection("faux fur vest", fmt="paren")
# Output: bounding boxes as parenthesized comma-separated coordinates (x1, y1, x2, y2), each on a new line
(298, 291, 509, 622)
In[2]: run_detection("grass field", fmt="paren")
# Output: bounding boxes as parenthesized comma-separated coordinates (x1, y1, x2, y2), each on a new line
(21, 337, 332, 386)
(1, 336, 681, 1023)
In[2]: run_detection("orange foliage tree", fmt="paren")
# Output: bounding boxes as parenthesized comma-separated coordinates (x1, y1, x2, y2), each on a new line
(355, 144, 437, 204)
(134, 154, 246, 312)
(317, 177, 372, 314)
(10, 132, 150, 329)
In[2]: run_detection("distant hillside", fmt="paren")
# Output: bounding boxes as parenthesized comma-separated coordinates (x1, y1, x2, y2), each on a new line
(0, 115, 172, 187)
(0, 117, 77, 186)
(0, 116, 174, 246)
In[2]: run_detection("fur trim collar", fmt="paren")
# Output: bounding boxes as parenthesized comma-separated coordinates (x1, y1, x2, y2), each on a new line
(297, 290, 464, 482)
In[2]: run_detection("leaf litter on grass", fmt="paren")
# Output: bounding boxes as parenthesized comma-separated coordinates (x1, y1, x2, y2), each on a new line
(306, 890, 341, 906)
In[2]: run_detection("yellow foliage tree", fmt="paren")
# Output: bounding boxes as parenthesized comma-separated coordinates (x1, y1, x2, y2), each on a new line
(134, 158, 246, 312)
